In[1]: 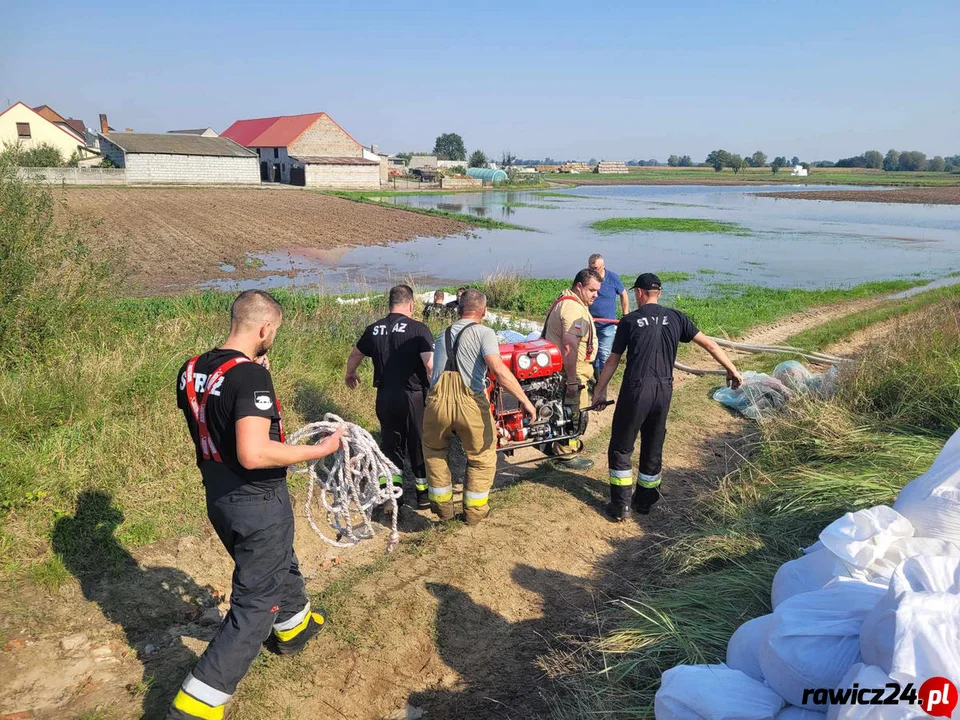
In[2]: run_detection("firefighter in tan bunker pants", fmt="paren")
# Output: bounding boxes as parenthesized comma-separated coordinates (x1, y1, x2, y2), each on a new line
(542, 267, 603, 471)
(422, 289, 536, 525)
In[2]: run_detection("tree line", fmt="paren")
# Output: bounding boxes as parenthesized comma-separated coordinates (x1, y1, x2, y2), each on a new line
(413, 132, 960, 174)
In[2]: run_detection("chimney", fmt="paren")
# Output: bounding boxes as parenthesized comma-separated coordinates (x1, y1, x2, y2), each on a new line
(99, 113, 109, 134)
(371, 144, 379, 154)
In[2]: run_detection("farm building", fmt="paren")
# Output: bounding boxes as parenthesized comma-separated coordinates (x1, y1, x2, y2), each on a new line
(221, 112, 382, 189)
(167, 128, 219, 137)
(97, 133, 259, 184)
(0, 101, 96, 161)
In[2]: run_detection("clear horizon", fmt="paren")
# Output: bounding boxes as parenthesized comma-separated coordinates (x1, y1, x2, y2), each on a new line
(2, 0, 957, 162)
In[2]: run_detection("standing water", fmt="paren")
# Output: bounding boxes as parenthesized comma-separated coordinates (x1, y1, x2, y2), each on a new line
(205, 185, 960, 294)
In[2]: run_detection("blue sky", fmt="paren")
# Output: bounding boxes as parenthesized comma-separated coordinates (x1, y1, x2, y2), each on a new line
(2, 0, 957, 161)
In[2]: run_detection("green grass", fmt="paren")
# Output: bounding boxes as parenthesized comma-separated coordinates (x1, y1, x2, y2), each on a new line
(551, 299, 959, 717)
(503, 201, 560, 210)
(479, 272, 920, 339)
(548, 166, 960, 187)
(590, 217, 749, 235)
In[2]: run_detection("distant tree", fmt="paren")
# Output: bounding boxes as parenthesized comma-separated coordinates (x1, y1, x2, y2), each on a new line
(728, 154, 745, 173)
(678, 155, 693, 166)
(544, 157, 556, 165)
(883, 149, 900, 171)
(647, 158, 658, 166)
(790, 156, 800, 166)
(814, 161, 836, 168)
(836, 155, 868, 168)
(468, 150, 488, 168)
(433, 133, 466, 161)
(863, 150, 883, 169)
(928, 155, 946, 172)
(750, 150, 767, 168)
(588, 157, 597, 166)
(770, 156, 785, 174)
(706, 149, 731, 172)
(898, 151, 927, 171)
(943, 155, 960, 172)
(667, 154, 680, 167)
(500, 150, 517, 169)
(395, 152, 413, 161)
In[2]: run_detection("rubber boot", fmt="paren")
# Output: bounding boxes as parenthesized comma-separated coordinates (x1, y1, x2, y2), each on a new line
(271, 609, 327, 656)
(632, 487, 661, 515)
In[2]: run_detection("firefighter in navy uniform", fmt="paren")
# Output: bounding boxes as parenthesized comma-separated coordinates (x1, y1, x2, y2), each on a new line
(345, 284, 434, 508)
(170, 290, 343, 720)
(593, 274, 743, 521)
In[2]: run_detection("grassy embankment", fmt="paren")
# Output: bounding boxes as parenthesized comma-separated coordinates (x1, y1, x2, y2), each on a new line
(549, 166, 960, 187)
(548, 291, 960, 718)
(590, 217, 749, 235)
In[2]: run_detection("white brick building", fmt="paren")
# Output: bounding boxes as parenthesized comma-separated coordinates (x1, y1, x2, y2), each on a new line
(97, 133, 258, 184)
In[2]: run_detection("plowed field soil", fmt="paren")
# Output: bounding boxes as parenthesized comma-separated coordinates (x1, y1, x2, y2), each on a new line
(756, 185, 960, 205)
(56, 188, 470, 294)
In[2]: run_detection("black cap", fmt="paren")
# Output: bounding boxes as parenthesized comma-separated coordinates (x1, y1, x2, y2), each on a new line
(630, 273, 662, 291)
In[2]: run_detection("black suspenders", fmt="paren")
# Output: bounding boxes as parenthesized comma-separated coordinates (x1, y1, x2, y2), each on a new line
(444, 322, 478, 372)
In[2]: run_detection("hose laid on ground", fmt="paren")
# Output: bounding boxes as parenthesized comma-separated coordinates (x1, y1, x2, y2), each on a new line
(592, 317, 849, 373)
(286, 414, 402, 552)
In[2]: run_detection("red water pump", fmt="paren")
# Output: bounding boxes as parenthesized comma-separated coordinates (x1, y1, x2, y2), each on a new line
(487, 338, 592, 454)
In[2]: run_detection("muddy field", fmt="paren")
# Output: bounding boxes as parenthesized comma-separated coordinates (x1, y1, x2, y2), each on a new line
(757, 185, 960, 205)
(57, 188, 470, 294)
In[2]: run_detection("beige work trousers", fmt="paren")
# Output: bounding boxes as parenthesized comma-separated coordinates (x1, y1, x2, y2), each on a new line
(422, 370, 497, 525)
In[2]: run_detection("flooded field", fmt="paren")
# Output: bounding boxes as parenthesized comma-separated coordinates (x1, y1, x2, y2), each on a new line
(218, 185, 960, 294)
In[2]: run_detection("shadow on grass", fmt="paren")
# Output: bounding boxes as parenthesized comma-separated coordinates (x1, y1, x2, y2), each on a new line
(52, 490, 218, 719)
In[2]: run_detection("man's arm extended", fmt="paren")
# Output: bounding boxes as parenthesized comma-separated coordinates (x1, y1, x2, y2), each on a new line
(344, 346, 366, 389)
(236, 417, 343, 469)
(484, 353, 537, 419)
(619, 290, 629, 316)
(692, 332, 743, 388)
(420, 351, 434, 380)
(592, 352, 622, 406)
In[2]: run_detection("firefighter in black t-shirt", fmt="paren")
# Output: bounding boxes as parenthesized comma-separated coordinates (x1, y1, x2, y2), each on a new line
(345, 284, 435, 508)
(593, 274, 743, 522)
(169, 290, 343, 720)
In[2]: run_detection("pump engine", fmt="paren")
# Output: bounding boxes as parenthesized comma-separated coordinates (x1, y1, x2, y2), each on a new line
(487, 338, 591, 454)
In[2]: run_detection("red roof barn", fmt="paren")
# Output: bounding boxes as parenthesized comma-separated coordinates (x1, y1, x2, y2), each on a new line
(221, 112, 381, 189)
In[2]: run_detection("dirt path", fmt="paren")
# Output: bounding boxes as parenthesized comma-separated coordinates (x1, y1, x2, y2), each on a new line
(0, 297, 896, 720)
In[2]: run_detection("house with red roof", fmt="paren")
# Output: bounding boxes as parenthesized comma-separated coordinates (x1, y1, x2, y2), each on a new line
(221, 112, 383, 189)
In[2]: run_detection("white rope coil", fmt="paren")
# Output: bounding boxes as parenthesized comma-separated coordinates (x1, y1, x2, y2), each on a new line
(286, 414, 402, 552)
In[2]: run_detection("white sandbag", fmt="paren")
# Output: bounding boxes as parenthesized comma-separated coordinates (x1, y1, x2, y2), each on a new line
(759, 578, 887, 709)
(894, 427, 960, 542)
(778, 707, 825, 720)
(771, 549, 854, 609)
(819, 506, 914, 570)
(867, 537, 960, 580)
(727, 614, 776, 681)
(860, 556, 960, 679)
(825, 664, 925, 719)
(655, 664, 785, 720)
(772, 508, 933, 609)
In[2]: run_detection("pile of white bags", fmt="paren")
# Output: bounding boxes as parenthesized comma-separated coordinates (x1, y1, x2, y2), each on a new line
(655, 428, 960, 719)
